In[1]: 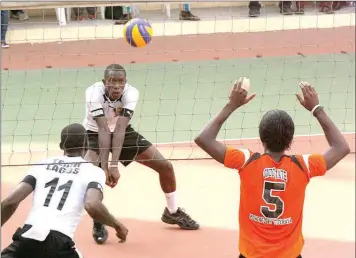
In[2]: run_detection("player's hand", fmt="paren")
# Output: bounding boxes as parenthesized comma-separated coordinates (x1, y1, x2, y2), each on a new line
(296, 82, 319, 111)
(115, 222, 128, 243)
(106, 166, 120, 188)
(228, 77, 256, 109)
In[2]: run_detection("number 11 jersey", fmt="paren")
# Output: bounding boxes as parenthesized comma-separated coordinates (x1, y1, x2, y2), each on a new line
(224, 147, 327, 258)
(21, 156, 106, 240)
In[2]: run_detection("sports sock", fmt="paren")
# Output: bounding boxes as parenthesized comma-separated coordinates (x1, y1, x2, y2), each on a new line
(165, 191, 178, 214)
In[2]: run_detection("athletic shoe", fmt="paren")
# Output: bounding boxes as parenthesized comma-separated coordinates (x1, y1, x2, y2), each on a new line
(92, 221, 109, 244)
(179, 11, 200, 21)
(161, 207, 200, 230)
(1, 41, 9, 49)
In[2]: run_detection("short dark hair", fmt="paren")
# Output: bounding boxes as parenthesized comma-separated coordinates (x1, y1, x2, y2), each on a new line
(104, 63, 126, 78)
(59, 123, 87, 152)
(259, 110, 295, 152)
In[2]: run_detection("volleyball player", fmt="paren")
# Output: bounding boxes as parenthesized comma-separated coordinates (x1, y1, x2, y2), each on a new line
(1, 124, 128, 258)
(194, 78, 350, 257)
(83, 64, 199, 244)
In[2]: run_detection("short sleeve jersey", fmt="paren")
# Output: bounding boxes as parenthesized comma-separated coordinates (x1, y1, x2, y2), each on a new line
(83, 81, 139, 132)
(224, 147, 327, 258)
(21, 156, 106, 240)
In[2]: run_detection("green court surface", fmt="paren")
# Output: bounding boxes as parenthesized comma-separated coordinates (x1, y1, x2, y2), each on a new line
(1, 53, 355, 148)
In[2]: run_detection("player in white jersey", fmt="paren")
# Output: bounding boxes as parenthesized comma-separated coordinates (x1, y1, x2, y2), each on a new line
(1, 123, 128, 258)
(84, 64, 199, 244)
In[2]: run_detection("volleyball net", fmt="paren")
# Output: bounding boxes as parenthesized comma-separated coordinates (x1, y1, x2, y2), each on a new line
(1, 1, 355, 167)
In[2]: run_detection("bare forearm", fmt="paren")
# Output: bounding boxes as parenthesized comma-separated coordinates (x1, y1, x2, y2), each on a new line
(315, 109, 349, 149)
(196, 103, 236, 145)
(98, 130, 111, 170)
(1, 202, 18, 226)
(85, 202, 121, 229)
(111, 130, 125, 166)
(315, 108, 350, 169)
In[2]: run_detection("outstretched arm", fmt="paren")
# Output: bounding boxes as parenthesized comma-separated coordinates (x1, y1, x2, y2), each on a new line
(195, 78, 255, 164)
(95, 117, 111, 171)
(315, 108, 350, 169)
(85, 188, 124, 230)
(111, 116, 130, 166)
(296, 82, 350, 171)
(84, 170, 128, 242)
(194, 104, 236, 164)
(2, 180, 34, 226)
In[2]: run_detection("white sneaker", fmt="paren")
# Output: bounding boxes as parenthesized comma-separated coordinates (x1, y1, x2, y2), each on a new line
(1, 41, 10, 48)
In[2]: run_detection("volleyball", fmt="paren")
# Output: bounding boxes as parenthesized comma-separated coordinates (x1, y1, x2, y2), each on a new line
(123, 18, 153, 48)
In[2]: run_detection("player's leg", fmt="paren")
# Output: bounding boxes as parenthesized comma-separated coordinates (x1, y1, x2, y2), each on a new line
(120, 126, 199, 230)
(84, 130, 109, 244)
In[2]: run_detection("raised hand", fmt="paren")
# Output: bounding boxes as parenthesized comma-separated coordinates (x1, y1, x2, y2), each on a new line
(228, 77, 256, 109)
(296, 81, 320, 112)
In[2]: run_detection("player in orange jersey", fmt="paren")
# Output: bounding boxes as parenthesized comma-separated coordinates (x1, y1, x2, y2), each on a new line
(194, 78, 350, 258)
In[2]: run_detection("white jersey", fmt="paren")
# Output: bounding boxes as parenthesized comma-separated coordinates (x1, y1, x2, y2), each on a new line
(83, 81, 139, 132)
(22, 156, 106, 240)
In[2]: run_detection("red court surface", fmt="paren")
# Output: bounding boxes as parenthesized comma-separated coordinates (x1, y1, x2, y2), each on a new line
(1, 26, 356, 258)
(2, 27, 355, 70)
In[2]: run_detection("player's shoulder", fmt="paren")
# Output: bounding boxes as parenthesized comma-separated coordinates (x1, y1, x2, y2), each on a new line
(294, 153, 326, 168)
(226, 147, 254, 159)
(224, 147, 255, 169)
(123, 83, 139, 97)
(86, 81, 105, 94)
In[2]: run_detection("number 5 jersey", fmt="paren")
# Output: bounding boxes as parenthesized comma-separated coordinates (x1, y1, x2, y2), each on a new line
(224, 147, 327, 258)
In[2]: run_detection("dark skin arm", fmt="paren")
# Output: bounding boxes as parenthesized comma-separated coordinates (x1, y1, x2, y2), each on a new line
(1, 182, 33, 226)
(195, 78, 256, 163)
(194, 104, 235, 164)
(296, 82, 350, 170)
(95, 117, 111, 172)
(105, 116, 130, 188)
(84, 188, 128, 242)
(111, 116, 130, 165)
(315, 109, 350, 169)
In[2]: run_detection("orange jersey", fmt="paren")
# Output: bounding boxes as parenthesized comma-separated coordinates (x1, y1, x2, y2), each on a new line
(224, 147, 327, 258)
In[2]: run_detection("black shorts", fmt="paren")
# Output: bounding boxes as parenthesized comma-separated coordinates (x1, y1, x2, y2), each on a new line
(87, 124, 152, 166)
(1, 224, 82, 258)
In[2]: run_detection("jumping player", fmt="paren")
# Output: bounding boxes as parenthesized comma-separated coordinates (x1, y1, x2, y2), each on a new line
(194, 78, 350, 257)
(84, 64, 199, 244)
(1, 124, 128, 258)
